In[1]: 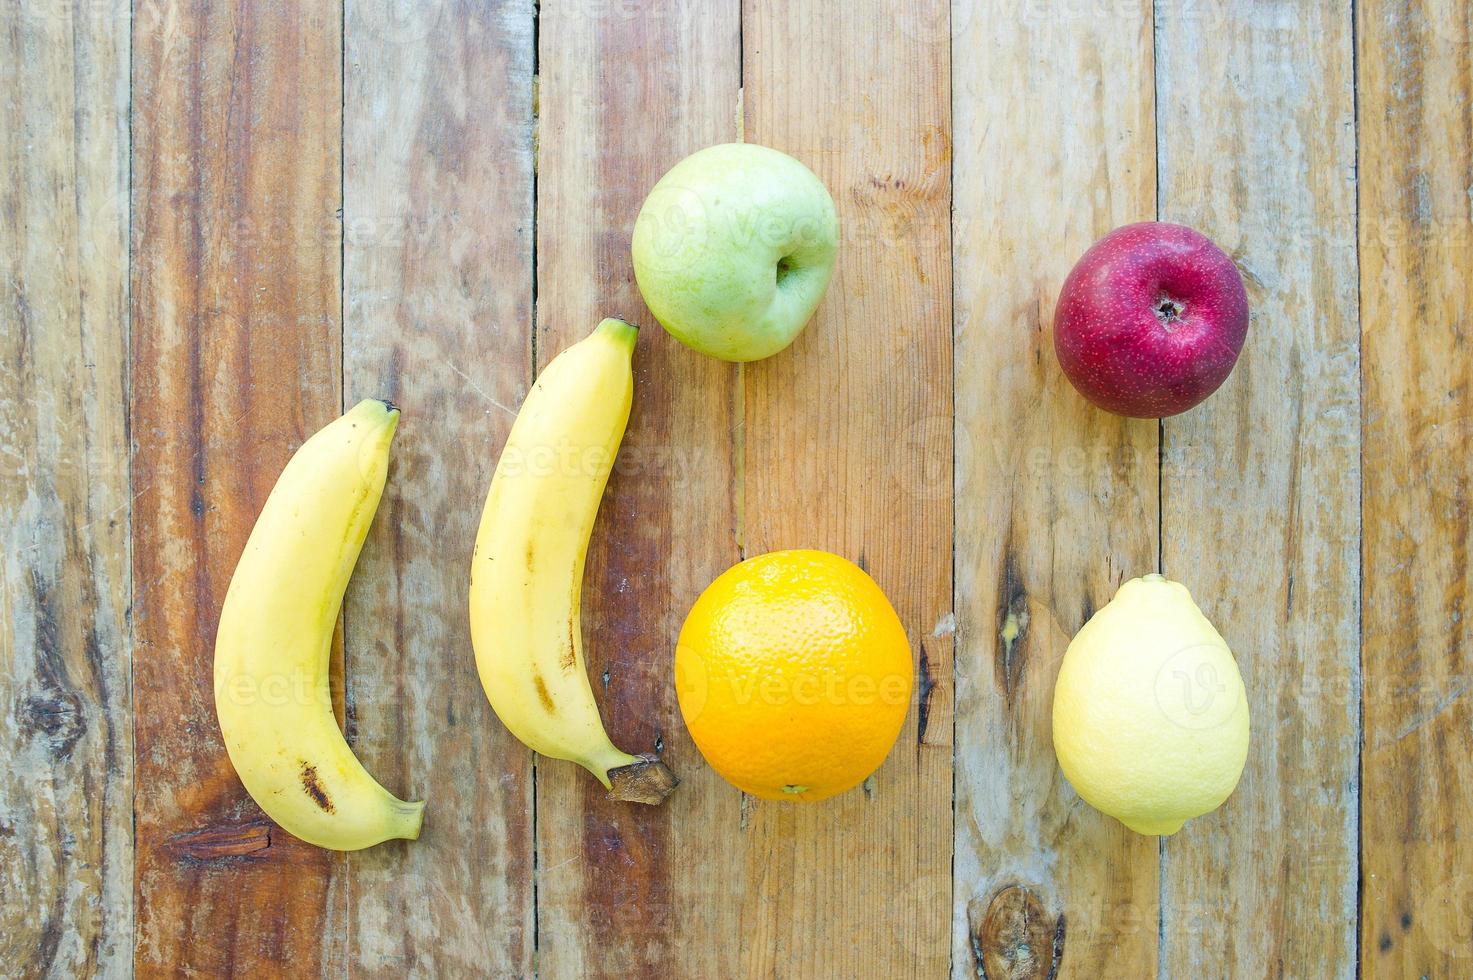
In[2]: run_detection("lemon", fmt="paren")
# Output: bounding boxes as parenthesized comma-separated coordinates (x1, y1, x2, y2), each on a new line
(1051, 574, 1249, 835)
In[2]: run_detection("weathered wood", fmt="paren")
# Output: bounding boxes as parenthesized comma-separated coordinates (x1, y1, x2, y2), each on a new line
(8, 4, 1471, 973)
(741, 1, 953, 975)
(342, 0, 537, 973)
(950, 2, 1160, 976)
(1358, 1, 1473, 974)
(130, 0, 346, 973)
(0, 1, 132, 974)
(534, 1, 743, 976)
(1156, 3, 1361, 976)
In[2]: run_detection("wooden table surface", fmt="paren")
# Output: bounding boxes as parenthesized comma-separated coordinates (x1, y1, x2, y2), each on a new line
(3, 0, 1469, 977)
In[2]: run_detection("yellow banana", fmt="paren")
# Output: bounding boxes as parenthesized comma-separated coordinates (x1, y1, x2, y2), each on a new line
(214, 399, 424, 849)
(469, 318, 677, 804)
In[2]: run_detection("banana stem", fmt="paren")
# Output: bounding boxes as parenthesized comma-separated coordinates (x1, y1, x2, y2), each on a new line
(394, 800, 427, 841)
(605, 753, 679, 805)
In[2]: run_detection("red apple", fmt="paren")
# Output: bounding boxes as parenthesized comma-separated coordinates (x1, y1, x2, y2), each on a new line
(1053, 222, 1249, 418)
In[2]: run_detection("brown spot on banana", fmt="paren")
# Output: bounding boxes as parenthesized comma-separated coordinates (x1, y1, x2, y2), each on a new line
(533, 673, 556, 713)
(561, 618, 576, 672)
(299, 763, 335, 813)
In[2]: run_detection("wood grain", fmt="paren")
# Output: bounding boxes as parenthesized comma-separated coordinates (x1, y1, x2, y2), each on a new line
(1156, 2, 1361, 976)
(950, 3, 1160, 976)
(130, 0, 346, 973)
(0, 1, 132, 974)
(1359, 1, 1473, 974)
(534, 1, 743, 976)
(4, 4, 1471, 974)
(341, 0, 537, 975)
(741, 1, 953, 975)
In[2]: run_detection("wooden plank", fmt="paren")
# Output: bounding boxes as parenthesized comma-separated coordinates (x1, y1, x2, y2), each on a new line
(341, 0, 537, 974)
(534, 1, 743, 976)
(741, 2, 953, 975)
(949, 3, 1160, 976)
(1359, 2, 1473, 974)
(0, 1, 132, 974)
(130, 1, 346, 973)
(1155, 3, 1361, 976)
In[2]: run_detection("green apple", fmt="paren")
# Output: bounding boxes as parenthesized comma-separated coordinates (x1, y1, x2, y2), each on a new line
(631, 143, 839, 362)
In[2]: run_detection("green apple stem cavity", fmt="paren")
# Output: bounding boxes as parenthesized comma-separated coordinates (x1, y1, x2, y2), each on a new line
(631, 143, 839, 363)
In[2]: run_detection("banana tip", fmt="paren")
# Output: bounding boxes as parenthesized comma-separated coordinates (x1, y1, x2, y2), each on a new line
(397, 799, 426, 840)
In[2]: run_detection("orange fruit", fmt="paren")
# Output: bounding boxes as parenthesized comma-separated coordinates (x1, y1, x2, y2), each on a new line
(674, 549, 913, 801)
